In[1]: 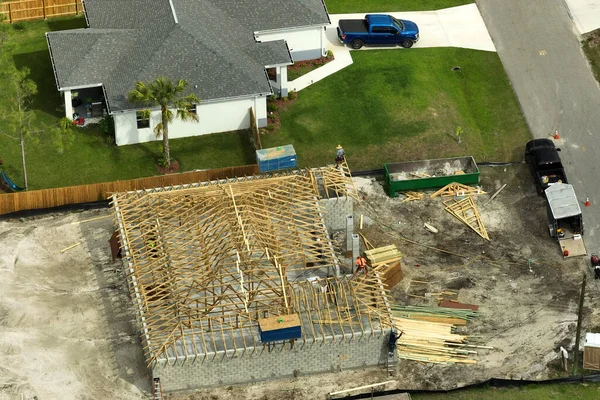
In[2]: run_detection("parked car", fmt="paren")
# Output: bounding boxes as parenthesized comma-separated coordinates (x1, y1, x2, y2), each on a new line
(525, 138, 567, 196)
(337, 14, 419, 50)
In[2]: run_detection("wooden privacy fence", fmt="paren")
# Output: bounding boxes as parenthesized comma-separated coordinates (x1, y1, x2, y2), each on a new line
(0, 0, 83, 23)
(0, 164, 259, 215)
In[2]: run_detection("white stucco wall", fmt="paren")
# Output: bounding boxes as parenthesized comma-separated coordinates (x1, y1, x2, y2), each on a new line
(255, 25, 327, 61)
(114, 96, 268, 146)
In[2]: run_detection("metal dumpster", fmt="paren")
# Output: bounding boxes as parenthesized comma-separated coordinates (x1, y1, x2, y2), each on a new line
(384, 156, 480, 197)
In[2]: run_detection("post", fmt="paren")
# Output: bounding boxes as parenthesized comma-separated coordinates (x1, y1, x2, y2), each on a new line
(346, 215, 353, 259)
(8, 1, 12, 23)
(75, 0, 79, 15)
(64, 90, 73, 120)
(572, 273, 586, 375)
(42, 0, 46, 19)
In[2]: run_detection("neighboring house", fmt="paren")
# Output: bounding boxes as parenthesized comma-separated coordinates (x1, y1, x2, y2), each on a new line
(46, 0, 330, 146)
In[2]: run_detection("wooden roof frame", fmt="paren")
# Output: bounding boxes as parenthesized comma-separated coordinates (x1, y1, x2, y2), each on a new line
(112, 165, 377, 365)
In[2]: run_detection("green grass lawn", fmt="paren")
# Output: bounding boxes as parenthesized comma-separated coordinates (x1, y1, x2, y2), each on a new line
(324, 0, 474, 14)
(262, 48, 530, 171)
(413, 382, 600, 400)
(0, 18, 255, 190)
(582, 29, 600, 84)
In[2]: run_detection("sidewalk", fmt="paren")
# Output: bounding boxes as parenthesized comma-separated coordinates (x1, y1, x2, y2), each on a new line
(562, 0, 600, 34)
(290, 4, 495, 92)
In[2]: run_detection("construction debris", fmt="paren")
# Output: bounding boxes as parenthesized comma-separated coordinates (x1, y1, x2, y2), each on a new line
(424, 223, 438, 234)
(443, 196, 490, 241)
(60, 241, 81, 253)
(402, 191, 425, 202)
(430, 182, 486, 199)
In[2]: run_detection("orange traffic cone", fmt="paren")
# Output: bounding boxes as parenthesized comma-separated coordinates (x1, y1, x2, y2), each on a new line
(554, 130, 560, 140)
(585, 198, 591, 207)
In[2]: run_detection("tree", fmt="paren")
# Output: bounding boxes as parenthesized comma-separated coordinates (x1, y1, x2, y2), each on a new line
(1, 67, 74, 190)
(128, 77, 199, 168)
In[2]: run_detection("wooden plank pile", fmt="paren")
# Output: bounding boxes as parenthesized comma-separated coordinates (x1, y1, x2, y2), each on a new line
(391, 305, 489, 364)
(391, 305, 477, 326)
(364, 245, 402, 269)
(402, 191, 424, 202)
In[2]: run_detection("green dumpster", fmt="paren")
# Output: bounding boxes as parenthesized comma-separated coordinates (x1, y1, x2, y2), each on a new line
(384, 156, 480, 197)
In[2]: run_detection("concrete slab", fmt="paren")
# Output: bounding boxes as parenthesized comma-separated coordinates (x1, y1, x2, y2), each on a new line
(562, 0, 600, 34)
(290, 4, 495, 92)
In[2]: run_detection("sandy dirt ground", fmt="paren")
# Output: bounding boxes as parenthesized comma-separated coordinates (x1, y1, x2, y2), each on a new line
(1, 165, 600, 400)
(0, 210, 150, 400)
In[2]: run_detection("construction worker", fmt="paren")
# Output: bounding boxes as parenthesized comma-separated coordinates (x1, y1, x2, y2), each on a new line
(335, 144, 345, 165)
(353, 255, 368, 277)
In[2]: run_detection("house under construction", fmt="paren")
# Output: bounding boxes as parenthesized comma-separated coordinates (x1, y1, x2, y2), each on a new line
(112, 164, 393, 391)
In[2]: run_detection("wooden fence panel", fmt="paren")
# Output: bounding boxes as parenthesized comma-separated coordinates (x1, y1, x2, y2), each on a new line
(1, 0, 82, 23)
(0, 165, 259, 215)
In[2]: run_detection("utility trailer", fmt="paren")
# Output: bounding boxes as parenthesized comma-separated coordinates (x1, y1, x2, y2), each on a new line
(545, 183, 586, 258)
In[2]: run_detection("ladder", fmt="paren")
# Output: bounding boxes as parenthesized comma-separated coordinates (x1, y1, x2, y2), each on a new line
(386, 348, 396, 376)
(153, 378, 163, 400)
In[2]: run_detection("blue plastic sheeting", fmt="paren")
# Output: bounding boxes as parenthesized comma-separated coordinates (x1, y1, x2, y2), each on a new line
(256, 145, 297, 173)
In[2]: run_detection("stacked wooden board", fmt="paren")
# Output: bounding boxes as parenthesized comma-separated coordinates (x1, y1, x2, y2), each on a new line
(391, 305, 489, 364)
(364, 245, 402, 269)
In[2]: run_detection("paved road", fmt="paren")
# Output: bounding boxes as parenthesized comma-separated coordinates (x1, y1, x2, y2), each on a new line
(477, 0, 600, 242)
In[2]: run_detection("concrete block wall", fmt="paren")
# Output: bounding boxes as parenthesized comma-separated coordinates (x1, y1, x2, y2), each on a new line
(153, 330, 390, 392)
(319, 196, 353, 231)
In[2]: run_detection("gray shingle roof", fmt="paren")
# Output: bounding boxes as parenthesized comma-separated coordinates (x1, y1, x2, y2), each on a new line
(47, 0, 327, 112)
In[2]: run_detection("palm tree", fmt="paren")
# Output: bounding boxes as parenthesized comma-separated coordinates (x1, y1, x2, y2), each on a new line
(128, 77, 199, 168)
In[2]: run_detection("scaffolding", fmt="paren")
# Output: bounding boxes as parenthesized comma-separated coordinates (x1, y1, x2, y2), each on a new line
(112, 165, 389, 366)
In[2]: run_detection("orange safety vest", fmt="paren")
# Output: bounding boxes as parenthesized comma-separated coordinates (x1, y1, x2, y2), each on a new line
(355, 257, 367, 268)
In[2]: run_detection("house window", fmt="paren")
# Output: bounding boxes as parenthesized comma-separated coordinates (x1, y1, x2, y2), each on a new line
(190, 104, 197, 115)
(136, 111, 149, 129)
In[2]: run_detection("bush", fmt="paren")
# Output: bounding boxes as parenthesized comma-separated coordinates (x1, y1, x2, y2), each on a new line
(327, 49, 334, 59)
(99, 115, 115, 143)
(288, 90, 296, 100)
(267, 102, 278, 112)
(269, 114, 276, 122)
(12, 22, 26, 31)
(266, 125, 275, 131)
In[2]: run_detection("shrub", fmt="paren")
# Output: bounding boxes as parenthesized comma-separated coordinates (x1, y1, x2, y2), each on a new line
(327, 50, 334, 59)
(12, 22, 26, 31)
(267, 102, 278, 112)
(288, 90, 296, 100)
(269, 114, 276, 122)
(266, 125, 275, 131)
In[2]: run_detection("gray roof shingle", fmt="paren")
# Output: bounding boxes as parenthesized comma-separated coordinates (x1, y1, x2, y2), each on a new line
(47, 0, 327, 112)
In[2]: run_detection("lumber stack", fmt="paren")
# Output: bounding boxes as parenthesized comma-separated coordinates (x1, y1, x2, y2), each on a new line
(364, 245, 402, 269)
(391, 305, 478, 326)
(391, 305, 487, 364)
(381, 261, 403, 289)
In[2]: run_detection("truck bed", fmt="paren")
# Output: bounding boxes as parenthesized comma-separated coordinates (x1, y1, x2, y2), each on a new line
(338, 19, 368, 33)
(537, 168, 567, 186)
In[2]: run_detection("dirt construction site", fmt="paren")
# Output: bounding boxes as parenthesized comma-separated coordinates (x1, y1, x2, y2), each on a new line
(1, 163, 600, 400)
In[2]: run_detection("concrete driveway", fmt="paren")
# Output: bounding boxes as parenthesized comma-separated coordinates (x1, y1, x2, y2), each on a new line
(562, 0, 600, 33)
(291, 4, 495, 91)
(476, 0, 600, 244)
(326, 4, 495, 52)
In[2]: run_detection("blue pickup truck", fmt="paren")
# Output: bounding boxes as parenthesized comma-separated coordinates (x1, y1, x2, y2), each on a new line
(337, 14, 419, 50)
